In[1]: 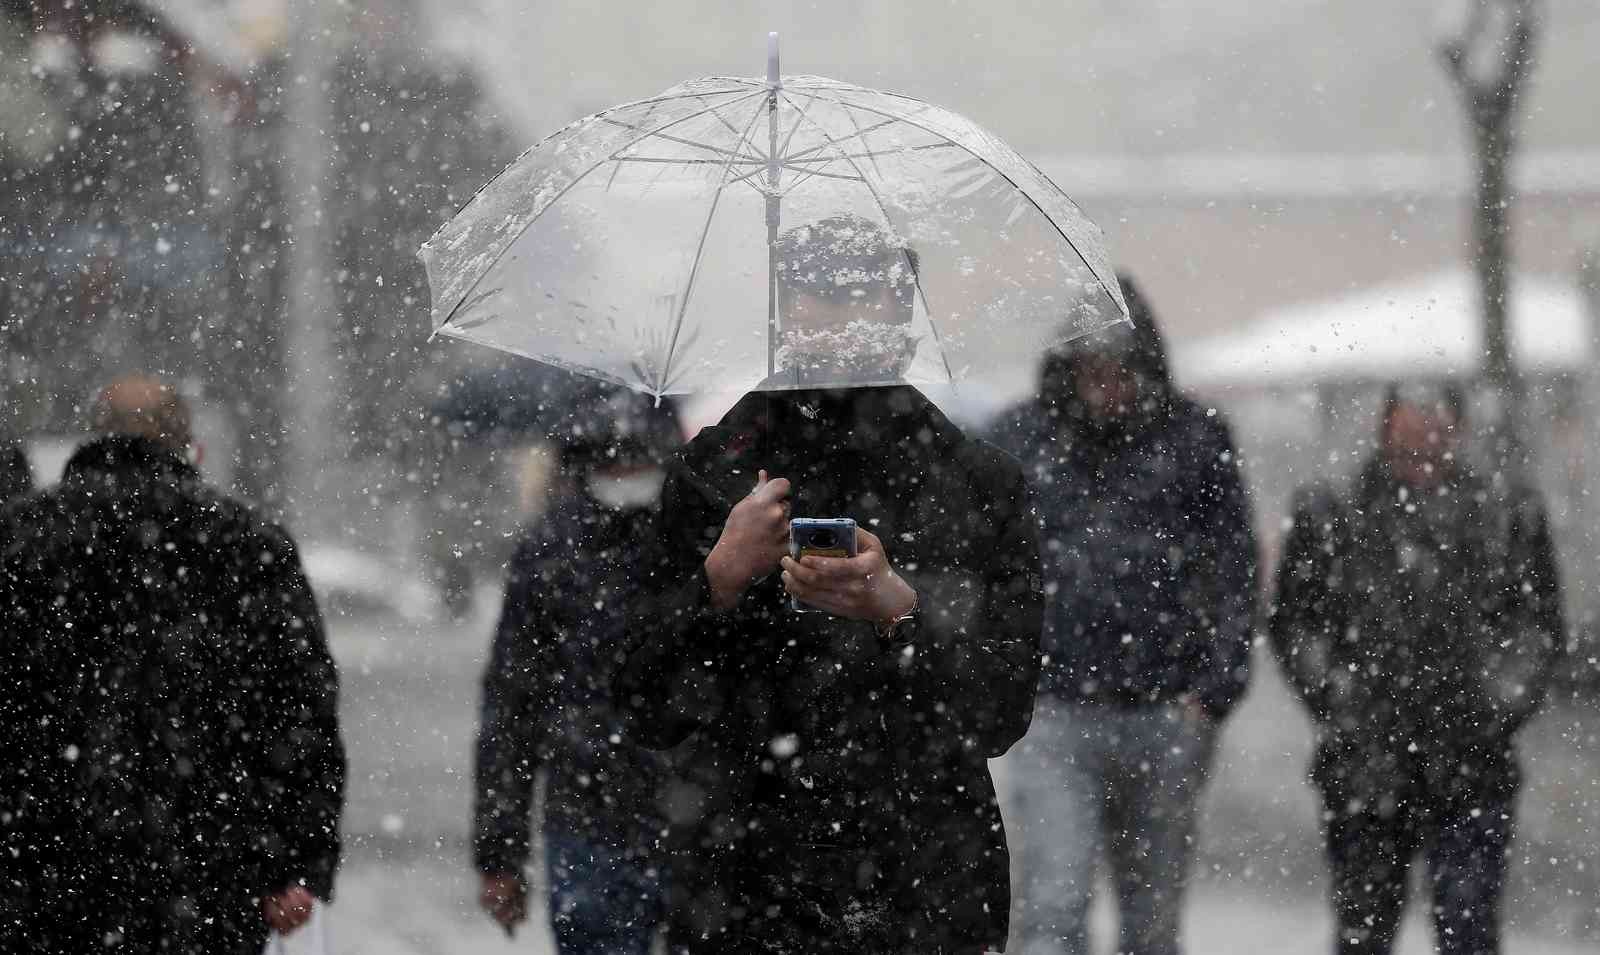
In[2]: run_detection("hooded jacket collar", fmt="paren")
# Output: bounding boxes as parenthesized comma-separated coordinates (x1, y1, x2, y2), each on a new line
(720, 385, 961, 461)
(64, 434, 199, 488)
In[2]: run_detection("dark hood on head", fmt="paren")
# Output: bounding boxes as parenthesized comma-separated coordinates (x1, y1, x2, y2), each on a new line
(1039, 272, 1171, 402)
(1032, 273, 1174, 446)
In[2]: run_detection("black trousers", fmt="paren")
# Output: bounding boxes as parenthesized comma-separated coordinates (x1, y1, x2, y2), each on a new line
(1319, 774, 1516, 955)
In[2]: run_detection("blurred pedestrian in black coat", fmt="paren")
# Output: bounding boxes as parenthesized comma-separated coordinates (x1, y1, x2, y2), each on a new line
(1271, 381, 1564, 955)
(0, 435, 29, 503)
(475, 391, 681, 954)
(0, 376, 345, 955)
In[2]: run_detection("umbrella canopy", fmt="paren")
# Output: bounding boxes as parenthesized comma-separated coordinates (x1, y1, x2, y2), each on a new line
(420, 44, 1127, 399)
(1175, 268, 1592, 391)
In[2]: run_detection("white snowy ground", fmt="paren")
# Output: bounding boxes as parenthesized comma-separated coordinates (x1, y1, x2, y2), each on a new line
(312, 860, 1600, 955)
(309, 591, 1599, 955)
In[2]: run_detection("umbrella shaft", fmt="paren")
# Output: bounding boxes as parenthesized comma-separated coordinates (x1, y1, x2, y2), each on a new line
(766, 85, 781, 379)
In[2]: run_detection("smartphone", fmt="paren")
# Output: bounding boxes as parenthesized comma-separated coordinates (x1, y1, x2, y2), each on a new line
(789, 518, 857, 613)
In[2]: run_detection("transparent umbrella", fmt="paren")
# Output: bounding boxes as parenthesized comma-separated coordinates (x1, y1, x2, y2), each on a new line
(420, 36, 1129, 399)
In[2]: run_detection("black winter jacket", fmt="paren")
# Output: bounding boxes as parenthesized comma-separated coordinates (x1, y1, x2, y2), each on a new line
(474, 494, 668, 874)
(991, 300, 1255, 718)
(0, 436, 346, 955)
(616, 386, 1042, 953)
(1270, 457, 1564, 800)
(0, 438, 29, 503)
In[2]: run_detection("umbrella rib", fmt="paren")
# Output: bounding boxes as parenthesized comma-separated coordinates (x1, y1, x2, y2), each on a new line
(696, 93, 755, 140)
(782, 115, 909, 163)
(775, 91, 816, 161)
(422, 87, 759, 254)
(608, 156, 764, 165)
(610, 156, 767, 166)
(605, 99, 661, 191)
(654, 98, 769, 394)
(600, 118, 766, 164)
(438, 89, 769, 328)
(777, 163, 864, 187)
(791, 90, 1124, 319)
(777, 90, 960, 386)
(844, 106, 887, 180)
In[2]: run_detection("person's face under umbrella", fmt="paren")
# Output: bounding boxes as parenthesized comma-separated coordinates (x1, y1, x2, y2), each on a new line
(1383, 402, 1460, 489)
(1072, 354, 1141, 422)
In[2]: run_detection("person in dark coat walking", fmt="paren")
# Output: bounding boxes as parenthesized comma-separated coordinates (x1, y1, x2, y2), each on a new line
(475, 390, 681, 954)
(0, 435, 29, 503)
(616, 216, 1044, 954)
(1270, 381, 1564, 955)
(0, 376, 346, 955)
(989, 275, 1256, 955)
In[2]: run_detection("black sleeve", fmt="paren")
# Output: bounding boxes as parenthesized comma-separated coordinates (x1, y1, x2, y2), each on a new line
(248, 530, 347, 901)
(0, 442, 31, 503)
(473, 530, 558, 874)
(1475, 492, 1565, 736)
(1180, 418, 1258, 719)
(1267, 485, 1347, 725)
(0, 508, 60, 892)
(886, 462, 1043, 757)
(614, 463, 740, 750)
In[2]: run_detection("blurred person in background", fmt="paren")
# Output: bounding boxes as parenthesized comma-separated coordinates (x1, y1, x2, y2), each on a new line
(0, 434, 29, 502)
(0, 375, 346, 954)
(1270, 381, 1564, 955)
(474, 389, 683, 954)
(990, 274, 1256, 955)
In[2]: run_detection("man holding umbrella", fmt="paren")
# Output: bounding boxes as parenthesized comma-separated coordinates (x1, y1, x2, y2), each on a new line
(418, 52, 1131, 952)
(616, 216, 1043, 953)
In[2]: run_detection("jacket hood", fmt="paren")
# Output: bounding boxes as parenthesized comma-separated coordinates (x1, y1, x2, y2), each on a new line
(1030, 274, 1174, 445)
(64, 434, 198, 486)
(1038, 272, 1172, 404)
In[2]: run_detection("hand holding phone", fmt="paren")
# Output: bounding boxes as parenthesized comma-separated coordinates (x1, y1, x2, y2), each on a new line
(782, 523, 917, 625)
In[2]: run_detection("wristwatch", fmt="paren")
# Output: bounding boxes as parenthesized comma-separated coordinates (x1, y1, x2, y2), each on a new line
(876, 594, 920, 644)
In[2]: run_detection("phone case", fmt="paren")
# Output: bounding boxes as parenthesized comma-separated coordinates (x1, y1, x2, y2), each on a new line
(789, 518, 857, 614)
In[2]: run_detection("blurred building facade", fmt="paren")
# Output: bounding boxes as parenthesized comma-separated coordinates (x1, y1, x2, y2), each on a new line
(1, 1, 518, 550)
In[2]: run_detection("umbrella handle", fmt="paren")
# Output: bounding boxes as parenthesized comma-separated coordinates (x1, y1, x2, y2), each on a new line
(767, 32, 780, 89)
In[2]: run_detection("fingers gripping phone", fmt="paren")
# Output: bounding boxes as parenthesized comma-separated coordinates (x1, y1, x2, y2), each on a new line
(789, 518, 857, 613)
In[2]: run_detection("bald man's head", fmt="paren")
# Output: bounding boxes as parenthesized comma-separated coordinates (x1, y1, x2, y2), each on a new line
(92, 376, 193, 452)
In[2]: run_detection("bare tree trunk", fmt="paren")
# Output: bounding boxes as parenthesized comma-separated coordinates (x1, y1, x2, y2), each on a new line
(1440, 0, 1540, 471)
(1473, 123, 1513, 391)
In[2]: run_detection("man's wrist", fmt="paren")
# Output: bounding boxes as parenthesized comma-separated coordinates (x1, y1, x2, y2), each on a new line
(704, 550, 744, 611)
(875, 577, 919, 632)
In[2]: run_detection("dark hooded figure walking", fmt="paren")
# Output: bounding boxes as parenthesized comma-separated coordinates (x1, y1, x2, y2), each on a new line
(0, 376, 346, 955)
(474, 390, 682, 954)
(1270, 382, 1564, 955)
(989, 275, 1256, 955)
(615, 216, 1044, 954)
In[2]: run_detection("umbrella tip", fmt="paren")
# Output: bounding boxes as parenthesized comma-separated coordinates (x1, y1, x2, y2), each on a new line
(767, 32, 780, 87)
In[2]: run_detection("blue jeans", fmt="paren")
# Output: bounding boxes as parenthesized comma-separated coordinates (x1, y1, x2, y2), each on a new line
(545, 831, 666, 955)
(1003, 699, 1218, 955)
